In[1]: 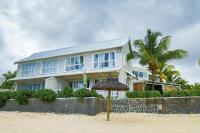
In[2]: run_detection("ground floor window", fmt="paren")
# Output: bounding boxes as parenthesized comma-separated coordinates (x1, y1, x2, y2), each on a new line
(24, 83, 41, 91)
(69, 80, 84, 89)
(96, 90, 119, 99)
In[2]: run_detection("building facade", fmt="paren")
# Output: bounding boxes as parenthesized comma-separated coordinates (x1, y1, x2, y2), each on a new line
(11, 38, 135, 98)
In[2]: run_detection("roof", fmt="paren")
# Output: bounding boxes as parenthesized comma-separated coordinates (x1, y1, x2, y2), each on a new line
(15, 37, 128, 64)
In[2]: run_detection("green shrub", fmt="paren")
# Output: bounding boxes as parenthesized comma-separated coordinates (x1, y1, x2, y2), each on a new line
(34, 89, 57, 102)
(190, 89, 200, 96)
(164, 90, 194, 97)
(58, 87, 73, 98)
(72, 88, 103, 102)
(163, 90, 178, 97)
(15, 90, 30, 105)
(126, 91, 160, 98)
(73, 88, 91, 98)
(0, 93, 8, 108)
(89, 90, 104, 98)
(3, 91, 16, 99)
(73, 88, 102, 98)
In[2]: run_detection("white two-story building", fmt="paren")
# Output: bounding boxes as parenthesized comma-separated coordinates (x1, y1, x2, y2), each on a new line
(11, 38, 136, 98)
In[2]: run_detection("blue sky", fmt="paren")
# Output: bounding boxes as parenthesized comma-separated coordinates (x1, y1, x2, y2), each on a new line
(0, 0, 199, 83)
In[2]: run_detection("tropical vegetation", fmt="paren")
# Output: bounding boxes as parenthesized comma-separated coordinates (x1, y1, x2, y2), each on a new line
(34, 89, 57, 102)
(127, 29, 188, 89)
(0, 88, 103, 108)
(126, 88, 200, 98)
(0, 71, 16, 90)
(157, 63, 188, 89)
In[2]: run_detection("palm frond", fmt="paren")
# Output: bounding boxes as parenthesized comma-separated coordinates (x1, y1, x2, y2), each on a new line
(158, 49, 188, 63)
(134, 39, 145, 48)
(156, 36, 170, 52)
(145, 29, 162, 54)
(127, 51, 140, 61)
(150, 31, 162, 47)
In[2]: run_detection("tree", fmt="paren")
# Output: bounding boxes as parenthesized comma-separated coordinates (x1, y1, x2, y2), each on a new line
(157, 63, 188, 89)
(127, 29, 188, 90)
(158, 64, 180, 82)
(0, 71, 16, 89)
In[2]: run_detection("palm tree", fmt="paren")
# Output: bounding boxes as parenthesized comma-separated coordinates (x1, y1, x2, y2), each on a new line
(158, 64, 180, 82)
(158, 63, 189, 89)
(127, 29, 188, 90)
(0, 71, 16, 89)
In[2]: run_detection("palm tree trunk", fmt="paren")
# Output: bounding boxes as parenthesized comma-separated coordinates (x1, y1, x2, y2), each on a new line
(152, 73, 156, 90)
(159, 75, 163, 82)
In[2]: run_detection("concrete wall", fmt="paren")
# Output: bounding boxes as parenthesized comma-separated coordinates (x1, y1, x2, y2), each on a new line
(0, 98, 104, 116)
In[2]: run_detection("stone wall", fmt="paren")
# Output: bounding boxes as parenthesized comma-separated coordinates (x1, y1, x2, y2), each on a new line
(1, 97, 200, 115)
(0, 97, 104, 116)
(111, 97, 200, 114)
(111, 99, 159, 113)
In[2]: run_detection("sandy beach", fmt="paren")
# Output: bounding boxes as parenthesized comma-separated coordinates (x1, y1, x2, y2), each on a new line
(0, 111, 200, 133)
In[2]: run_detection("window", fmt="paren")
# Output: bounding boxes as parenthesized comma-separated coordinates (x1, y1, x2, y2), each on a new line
(69, 80, 84, 89)
(143, 72, 147, 78)
(21, 63, 35, 76)
(24, 83, 40, 91)
(133, 71, 139, 78)
(93, 52, 115, 69)
(65, 56, 84, 71)
(139, 72, 143, 78)
(42, 60, 57, 74)
(96, 90, 119, 99)
(94, 79, 100, 84)
(133, 70, 148, 79)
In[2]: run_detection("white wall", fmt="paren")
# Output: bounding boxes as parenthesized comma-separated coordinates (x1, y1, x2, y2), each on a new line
(44, 77, 65, 92)
(16, 48, 123, 78)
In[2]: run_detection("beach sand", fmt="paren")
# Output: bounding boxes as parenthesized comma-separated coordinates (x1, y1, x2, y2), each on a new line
(0, 111, 200, 133)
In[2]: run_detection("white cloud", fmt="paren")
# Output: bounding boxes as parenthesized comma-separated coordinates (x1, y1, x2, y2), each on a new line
(0, 0, 199, 83)
(0, 10, 41, 73)
(170, 23, 200, 83)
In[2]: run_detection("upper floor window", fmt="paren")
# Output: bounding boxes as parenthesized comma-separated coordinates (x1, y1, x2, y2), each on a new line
(93, 52, 115, 69)
(42, 60, 57, 74)
(65, 56, 84, 71)
(133, 70, 147, 79)
(21, 63, 35, 76)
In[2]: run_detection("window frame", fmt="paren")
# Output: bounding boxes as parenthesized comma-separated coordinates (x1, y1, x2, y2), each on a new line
(21, 63, 35, 76)
(24, 83, 41, 91)
(69, 80, 84, 90)
(133, 70, 148, 79)
(41, 59, 57, 74)
(93, 51, 116, 69)
(65, 56, 84, 72)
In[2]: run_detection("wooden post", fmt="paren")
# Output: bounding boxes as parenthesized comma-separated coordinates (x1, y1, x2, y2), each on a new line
(107, 90, 111, 121)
